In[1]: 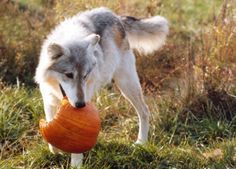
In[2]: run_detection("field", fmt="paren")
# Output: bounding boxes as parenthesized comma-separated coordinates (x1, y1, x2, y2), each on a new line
(0, 0, 236, 168)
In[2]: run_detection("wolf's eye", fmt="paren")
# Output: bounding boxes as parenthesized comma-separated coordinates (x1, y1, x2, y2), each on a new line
(65, 73, 73, 79)
(83, 73, 88, 79)
(83, 68, 93, 79)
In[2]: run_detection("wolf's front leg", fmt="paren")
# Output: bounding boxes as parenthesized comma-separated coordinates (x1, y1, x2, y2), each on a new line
(71, 153, 83, 168)
(43, 103, 62, 153)
(40, 85, 61, 154)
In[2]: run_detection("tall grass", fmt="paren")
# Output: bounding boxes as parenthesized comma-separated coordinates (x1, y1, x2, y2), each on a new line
(0, 86, 235, 168)
(0, 0, 54, 85)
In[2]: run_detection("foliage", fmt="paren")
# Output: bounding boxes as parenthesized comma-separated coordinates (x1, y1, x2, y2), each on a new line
(0, 0, 54, 85)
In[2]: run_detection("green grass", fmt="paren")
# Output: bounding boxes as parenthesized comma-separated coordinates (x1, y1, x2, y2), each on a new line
(0, 87, 235, 168)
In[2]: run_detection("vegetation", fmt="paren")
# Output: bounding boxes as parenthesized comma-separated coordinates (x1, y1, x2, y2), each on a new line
(0, 0, 235, 168)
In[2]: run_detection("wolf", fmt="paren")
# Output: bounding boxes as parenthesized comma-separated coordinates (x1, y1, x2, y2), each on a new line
(35, 7, 168, 168)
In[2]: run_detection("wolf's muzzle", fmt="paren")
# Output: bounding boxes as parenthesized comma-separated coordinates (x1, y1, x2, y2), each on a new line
(75, 101, 86, 108)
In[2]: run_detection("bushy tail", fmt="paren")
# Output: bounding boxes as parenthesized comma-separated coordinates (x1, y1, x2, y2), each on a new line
(120, 15, 169, 54)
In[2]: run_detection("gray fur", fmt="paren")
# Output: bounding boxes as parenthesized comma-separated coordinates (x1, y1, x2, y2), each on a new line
(120, 15, 169, 54)
(35, 8, 169, 168)
(77, 8, 126, 41)
(77, 8, 168, 54)
(90, 11, 118, 36)
(121, 16, 166, 33)
(49, 43, 93, 80)
(48, 43, 64, 60)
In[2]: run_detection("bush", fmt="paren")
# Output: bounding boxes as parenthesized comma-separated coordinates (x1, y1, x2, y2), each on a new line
(0, 1, 54, 85)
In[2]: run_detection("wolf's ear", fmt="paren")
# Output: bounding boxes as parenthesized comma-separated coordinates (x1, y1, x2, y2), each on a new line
(48, 43, 64, 60)
(85, 34, 100, 46)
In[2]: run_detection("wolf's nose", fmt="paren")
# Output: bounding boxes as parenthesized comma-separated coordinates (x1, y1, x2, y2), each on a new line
(75, 101, 86, 108)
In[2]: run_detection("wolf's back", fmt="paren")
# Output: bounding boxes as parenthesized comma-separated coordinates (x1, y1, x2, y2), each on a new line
(120, 15, 169, 54)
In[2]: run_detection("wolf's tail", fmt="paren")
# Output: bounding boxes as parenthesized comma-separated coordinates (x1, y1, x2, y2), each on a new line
(120, 15, 169, 54)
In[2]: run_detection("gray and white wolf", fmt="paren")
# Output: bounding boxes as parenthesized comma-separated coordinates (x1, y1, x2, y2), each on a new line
(35, 7, 168, 168)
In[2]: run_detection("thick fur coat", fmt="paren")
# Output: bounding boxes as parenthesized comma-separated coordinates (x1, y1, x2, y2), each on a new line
(35, 7, 168, 168)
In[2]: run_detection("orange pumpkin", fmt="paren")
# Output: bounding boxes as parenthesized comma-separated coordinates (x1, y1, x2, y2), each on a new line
(39, 97, 101, 153)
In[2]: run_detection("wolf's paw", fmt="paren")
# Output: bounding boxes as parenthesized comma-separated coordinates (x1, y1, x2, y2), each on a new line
(132, 139, 148, 148)
(71, 153, 83, 169)
(134, 139, 147, 145)
(48, 144, 62, 154)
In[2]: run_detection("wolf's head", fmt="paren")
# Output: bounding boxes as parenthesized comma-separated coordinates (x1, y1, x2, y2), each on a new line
(47, 34, 100, 108)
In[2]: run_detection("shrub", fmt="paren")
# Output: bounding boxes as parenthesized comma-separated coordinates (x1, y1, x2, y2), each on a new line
(0, 1, 54, 85)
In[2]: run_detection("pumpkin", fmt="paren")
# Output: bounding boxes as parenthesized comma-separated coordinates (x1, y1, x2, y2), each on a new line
(39, 97, 101, 153)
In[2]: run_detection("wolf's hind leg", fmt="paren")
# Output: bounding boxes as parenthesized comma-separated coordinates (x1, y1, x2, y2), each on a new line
(114, 50, 150, 144)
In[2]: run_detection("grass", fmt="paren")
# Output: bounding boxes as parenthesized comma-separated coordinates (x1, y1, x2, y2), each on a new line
(0, 0, 236, 168)
(0, 87, 235, 168)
